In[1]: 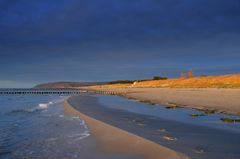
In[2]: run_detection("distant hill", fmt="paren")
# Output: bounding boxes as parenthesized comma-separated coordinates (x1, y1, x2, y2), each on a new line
(34, 81, 106, 88)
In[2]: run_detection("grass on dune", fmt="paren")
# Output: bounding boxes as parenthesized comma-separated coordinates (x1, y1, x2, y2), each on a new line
(90, 74, 240, 89)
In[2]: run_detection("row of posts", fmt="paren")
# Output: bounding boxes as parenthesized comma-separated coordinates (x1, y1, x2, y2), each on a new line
(0, 91, 125, 95)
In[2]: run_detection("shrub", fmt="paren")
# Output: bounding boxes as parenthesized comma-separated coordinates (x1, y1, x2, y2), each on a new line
(180, 69, 194, 78)
(107, 80, 134, 84)
(153, 76, 168, 80)
(188, 69, 194, 78)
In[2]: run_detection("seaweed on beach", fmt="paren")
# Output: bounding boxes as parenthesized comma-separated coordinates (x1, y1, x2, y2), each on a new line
(165, 102, 187, 109)
(203, 109, 216, 114)
(139, 99, 156, 105)
(220, 118, 240, 123)
(189, 113, 205, 117)
(165, 103, 183, 109)
(165, 106, 179, 109)
(196, 108, 216, 114)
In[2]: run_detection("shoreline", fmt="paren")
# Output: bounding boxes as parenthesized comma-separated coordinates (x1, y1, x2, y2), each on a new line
(64, 99, 188, 159)
(85, 87, 240, 115)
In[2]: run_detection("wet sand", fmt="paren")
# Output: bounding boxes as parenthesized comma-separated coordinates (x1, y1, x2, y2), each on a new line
(66, 95, 240, 159)
(64, 99, 188, 159)
(87, 87, 240, 114)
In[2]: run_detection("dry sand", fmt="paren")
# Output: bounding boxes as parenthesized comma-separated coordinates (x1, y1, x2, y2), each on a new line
(64, 100, 188, 159)
(87, 87, 240, 115)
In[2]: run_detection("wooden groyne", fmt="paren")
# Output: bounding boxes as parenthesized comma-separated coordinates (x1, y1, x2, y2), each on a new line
(0, 90, 126, 95)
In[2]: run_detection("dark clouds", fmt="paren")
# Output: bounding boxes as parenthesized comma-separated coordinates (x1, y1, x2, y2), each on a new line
(1, 0, 240, 45)
(0, 0, 240, 86)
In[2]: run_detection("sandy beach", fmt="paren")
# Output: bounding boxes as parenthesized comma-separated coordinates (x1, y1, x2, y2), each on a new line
(64, 100, 188, 159)
(65, 94, 240, 159)
(87, 87, 240, 115)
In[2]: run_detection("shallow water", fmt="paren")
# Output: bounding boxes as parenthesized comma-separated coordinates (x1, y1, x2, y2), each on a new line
(97, 95, 240, 133)
(69, 95, 240, 159)
(0, 93, 92, 159)
(0, 90, 142, 159)
(2, 89, 240, 159)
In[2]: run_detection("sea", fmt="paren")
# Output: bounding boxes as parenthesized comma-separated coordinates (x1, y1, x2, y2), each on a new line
(1, 89, 240, 159)
(0, 89, 91, 159)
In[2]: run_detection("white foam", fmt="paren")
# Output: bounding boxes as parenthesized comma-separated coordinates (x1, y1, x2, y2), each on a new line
(68, 128, 90, 141)
(81, 120, 88, 129)
(37, 97, 62, 110)
(48, 101, 53, 104)
(72, 116, 80, 119)
(65, 117, 90, 141)
(38, 103, 48, 109)
(73, 131, 90, 141)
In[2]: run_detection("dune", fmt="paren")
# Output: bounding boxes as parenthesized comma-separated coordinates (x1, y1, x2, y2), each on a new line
(89, 74, 240, 89)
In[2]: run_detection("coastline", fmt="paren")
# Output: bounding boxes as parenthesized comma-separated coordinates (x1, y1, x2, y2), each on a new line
(86, 87, 240, 115)
(64, 99, 188, 159)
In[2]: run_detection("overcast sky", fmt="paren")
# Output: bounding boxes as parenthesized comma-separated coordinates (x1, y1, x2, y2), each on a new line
(0, 0, 240, 87)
